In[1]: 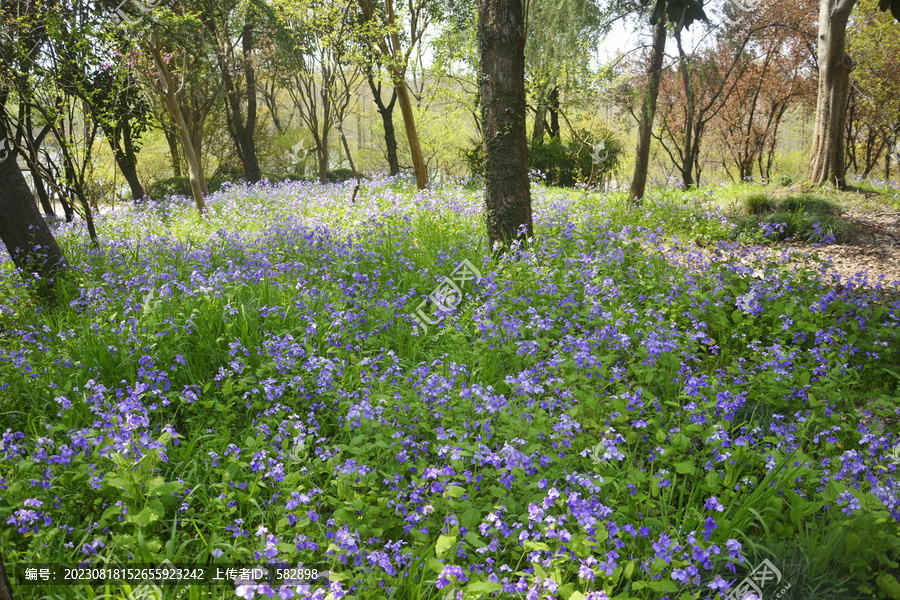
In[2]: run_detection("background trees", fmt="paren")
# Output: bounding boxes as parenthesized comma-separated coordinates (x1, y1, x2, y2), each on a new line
(847, 0, 900, 179)
(0, 0, 896, 256)
(805, 0, 900, 187)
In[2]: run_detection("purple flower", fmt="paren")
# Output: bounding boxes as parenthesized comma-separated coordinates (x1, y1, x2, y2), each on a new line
(703, 516, 718, 541)
(704, 496, 724, 512)
(436, 565, 467, 589)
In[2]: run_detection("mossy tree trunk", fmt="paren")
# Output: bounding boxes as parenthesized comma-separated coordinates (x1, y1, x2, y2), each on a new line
(478, 0, 533, 251)
(0, 144, 66, 295)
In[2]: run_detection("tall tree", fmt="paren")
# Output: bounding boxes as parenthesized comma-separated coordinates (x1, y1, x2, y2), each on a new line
(367, 68, 401, 176)
(357, 0, 433, 189)
(88, 67, 151, 202)
(478, 0, 532, 251)
(847, 0, 900, 179)
(525, 0, 607, 145)
(629, 10, 667, 203)
(627, 0, 707, 203)
(654, 27, 756, 187)
(805, 0, 899, 187)
(145, 32, 211, 211)
(202, 0, 263, 183)
(270, 1, 361, 184)
(710, 0, 815, 182)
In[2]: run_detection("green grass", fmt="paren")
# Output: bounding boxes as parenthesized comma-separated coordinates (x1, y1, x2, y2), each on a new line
(731, 192, 858, 243)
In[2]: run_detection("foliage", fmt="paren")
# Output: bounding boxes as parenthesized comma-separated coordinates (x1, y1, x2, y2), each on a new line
(326, 168, 359, 183)
(146, 176, 194, 200)
(847, 0, 900, 173)
(527, 132, 622, 187)
(732, 193, 857, 243)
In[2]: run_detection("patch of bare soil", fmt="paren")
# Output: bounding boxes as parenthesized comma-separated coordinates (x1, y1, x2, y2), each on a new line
(790, 209, 900, 289)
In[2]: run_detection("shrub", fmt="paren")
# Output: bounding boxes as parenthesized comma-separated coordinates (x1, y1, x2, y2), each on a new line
(744, 193, 777, 215)
(146, 176, 192, 200)
(733, 194, 856, 243)
(775, 173, 796, 186)
(528, 131, 622, 187)
(326, 168, 359, 183)
(781, 194, 842, 216)
(463, 130, 622, 188)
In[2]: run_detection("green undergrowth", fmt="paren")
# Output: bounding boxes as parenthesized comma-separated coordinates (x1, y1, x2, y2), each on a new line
(0, 178, 898, 600)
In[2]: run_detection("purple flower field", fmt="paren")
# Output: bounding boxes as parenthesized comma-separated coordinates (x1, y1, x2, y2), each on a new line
(1, 176, 898, 600)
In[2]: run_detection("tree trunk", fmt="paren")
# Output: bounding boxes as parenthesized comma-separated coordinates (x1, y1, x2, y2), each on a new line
(629, 12, 667, 204)
(805, 0, 856, 188)
(0, 546, 13, 600)
(367, 73, 400, 176)
(30, 164, 55, 217)
(479, 0, 533, 251)
(22, 114, 55, 216)
(105, 120, 145, 201)
(218, 20, 261, 184)
(394, 79, 428, 188)
(165, 126, 182, 177)
(675, 31, 695, 189)
(0, 146, 66, 294)
(531, 104, 547, 144)
(318, 128, 329, 184)
(149, 35, 206, 212)
(548, 85, 560, 140)
(118, 157, 144, 202)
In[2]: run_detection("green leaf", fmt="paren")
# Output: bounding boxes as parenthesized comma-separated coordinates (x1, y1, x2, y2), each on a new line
(445, 485, 465, 498)
(128, 506, 160, 526)
(149, 480, 183, 497)
(876, 573, 900, 600)
(428, 558, 444, 574)
(435, 535, 456, 558)
(466, 580, 502, 593)
(674, 461, 696, 475)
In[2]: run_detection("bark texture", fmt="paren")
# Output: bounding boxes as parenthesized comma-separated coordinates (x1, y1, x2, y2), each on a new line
(479, 0, 533, 251)
(629, 13, 667, 204)
(0, 147, 66, 290)
(368, 73, 400, 176)
(216, 19, 261, 183)
(806, 0, 856, 188)
(149, 33, 207, 212)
